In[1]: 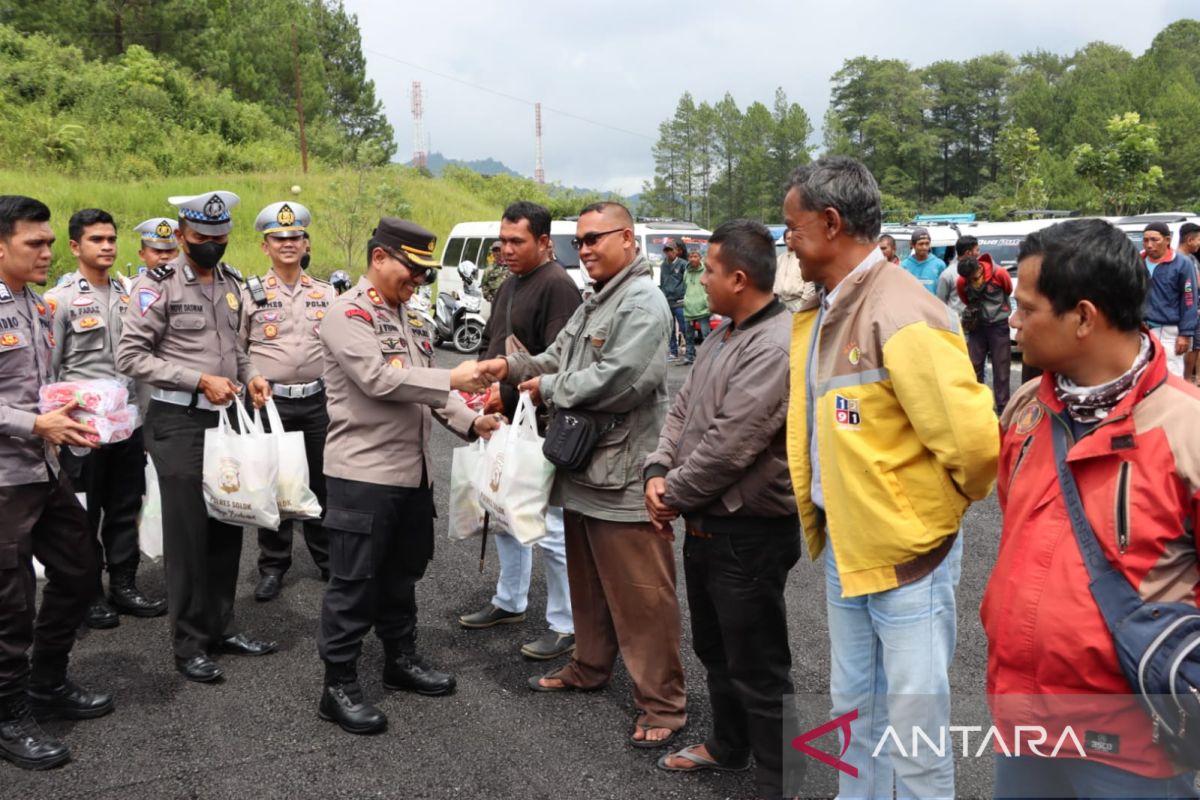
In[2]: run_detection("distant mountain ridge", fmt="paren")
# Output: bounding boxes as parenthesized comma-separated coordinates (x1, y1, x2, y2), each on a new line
(411, 152, 522, 178)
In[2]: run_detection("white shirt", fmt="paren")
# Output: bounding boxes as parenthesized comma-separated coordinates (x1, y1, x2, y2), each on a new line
(807, 248, 884, 509)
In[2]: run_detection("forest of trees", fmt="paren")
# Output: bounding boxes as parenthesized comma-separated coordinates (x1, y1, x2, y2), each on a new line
(0, 0, 393, 173)
(641, 20, 1200, 225)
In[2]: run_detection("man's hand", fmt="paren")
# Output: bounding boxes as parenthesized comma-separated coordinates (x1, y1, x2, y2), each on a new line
(517, 376, 542, 406)
(33, 401, 97, 448)
(450, 360, 489, 393)
(1177, 336, 1192, 356)
(198, 374, 239, 405)
(644, 476, 678, 541)
(478, 357, 509, 382)
(472, 412, 506, 441)
(247, 376, 272, 409)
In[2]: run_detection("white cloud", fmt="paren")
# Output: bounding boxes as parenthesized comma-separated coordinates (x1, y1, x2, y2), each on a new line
(345, 0, 1198, 193)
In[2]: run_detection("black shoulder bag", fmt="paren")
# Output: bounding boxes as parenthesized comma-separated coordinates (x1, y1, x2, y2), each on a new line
(542, 411, 623, 472)
(1052, 416, 1200, 767)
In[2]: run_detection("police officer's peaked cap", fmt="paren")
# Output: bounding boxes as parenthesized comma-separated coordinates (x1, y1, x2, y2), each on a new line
(133, 217, 179, 251)
(167, 190, 240, 236)
(372, 217, 440, 268)
(255, 201, 311, 238)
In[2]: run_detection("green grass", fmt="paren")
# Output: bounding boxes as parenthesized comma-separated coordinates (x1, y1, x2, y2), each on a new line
(3, 166, 503, 284)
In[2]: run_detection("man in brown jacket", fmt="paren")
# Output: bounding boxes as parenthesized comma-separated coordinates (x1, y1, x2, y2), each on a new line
(645, 220, 800, 798)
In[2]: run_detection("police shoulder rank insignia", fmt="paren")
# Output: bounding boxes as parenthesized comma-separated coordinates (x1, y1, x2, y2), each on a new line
(147, 265, 175, 282)
(79, 316, 100, 329)
(266, 276, 277, 288)
(1014, 403, 1044, 436)
(366, 288, 383, 306)
(46, 297, 57, 315)
(225, 292, 239, 311)
(264, 323, 278, 339)
(345, 308, 373, 326)
(300, 274, 312, 287)
(137, 288, 161, 316)
(35, 302, 45, 316)
(834, 395, 862, 429)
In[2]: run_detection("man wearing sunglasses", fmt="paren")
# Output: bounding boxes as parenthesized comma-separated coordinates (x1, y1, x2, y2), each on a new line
(479, 202, 686, 750)
(315, 217, 501, 735)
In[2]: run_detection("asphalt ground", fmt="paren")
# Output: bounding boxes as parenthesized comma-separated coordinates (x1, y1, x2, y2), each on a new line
(6, 353, 1022, 800)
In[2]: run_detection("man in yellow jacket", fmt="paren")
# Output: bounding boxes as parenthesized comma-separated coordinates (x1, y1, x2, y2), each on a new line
(783, 158, 997, 799)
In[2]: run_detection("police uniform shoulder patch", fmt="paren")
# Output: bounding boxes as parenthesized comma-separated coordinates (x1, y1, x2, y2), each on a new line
(366, 287, 384, 306)
(300, 274, 312, 287)
(345, 307, 373, 326)
(0, 281, 12, 303)
(147, 265, 175, 282)
(77, 278, 92, 293)
(221, 263, 244, 282)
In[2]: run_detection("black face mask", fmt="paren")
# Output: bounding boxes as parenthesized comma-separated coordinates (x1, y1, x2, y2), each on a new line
(186, 240, 226, 270)
(300, 252, 311, 271)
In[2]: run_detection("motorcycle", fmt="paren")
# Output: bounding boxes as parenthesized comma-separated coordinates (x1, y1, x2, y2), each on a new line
(433, 260, 487, 354)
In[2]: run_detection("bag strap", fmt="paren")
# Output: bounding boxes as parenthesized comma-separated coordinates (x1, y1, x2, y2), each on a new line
(1050, 414, 1144, 624)
(264, 398, 284, 434)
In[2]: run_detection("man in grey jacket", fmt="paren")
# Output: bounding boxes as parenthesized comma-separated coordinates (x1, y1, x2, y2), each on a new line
(645, 220, 800, 798)
(479, 201, 687, 749)
(659, 240, 688, 362)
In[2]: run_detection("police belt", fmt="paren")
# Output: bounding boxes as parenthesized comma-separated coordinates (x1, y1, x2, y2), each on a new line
(270, 379, 324, 399)
(151, 388, 224, 412)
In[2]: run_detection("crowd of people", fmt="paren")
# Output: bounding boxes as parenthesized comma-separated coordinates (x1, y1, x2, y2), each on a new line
(1, 153, 1199, 800)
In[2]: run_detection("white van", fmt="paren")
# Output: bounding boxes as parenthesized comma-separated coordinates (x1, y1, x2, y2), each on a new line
(879, 223, 960, 265)
(1110, 212, 1200, 250)
(437, 218, 712, 297)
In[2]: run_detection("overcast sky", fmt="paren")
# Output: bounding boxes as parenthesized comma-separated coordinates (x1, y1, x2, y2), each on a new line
(345, 1, 1197, 195)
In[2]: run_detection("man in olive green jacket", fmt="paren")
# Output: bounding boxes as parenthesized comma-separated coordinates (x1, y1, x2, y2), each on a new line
(480, 201, 686, 748)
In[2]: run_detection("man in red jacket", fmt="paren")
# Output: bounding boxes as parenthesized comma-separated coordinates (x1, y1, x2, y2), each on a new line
(983, 217, 1200, 796)
(956, 252, 1013, 413)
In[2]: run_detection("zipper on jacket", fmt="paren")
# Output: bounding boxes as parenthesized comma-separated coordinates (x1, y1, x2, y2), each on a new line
(1009, 434, 1034, 490)
(1114, 461, 1131, 554)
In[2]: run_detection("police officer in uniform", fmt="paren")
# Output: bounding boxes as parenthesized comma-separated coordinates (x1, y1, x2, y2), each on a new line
(316, 217, 499, 734)
(45, 208, 165, 630)
(0, 196, 113, 770)
(133, 217, 179, 271)
(116, 190, 276, 684)
(239, 202, 333, 601)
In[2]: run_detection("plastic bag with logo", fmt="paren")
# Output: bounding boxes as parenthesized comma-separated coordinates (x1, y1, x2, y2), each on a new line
(477, 391, 555, 545)
(447, 438, 486, 541)
(263, 399, 322, 521)
(202, 401, 280, 530)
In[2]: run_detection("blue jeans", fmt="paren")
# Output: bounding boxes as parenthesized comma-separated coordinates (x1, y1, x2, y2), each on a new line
(490, 507, 573, 634)
(994, 755, 1197, 799)
(669, 304, 687, 358)
(825, 535, 963, 800)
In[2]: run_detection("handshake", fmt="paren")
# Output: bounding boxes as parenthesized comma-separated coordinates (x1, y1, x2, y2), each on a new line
(448, 358, 511, 394)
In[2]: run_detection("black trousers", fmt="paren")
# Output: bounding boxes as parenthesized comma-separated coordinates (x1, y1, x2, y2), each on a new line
(59, 428, 146, 574)
(145, 402, 242, 660)
(255, 393, 329, 578)
(0, 468, 98, 692)
(317, 475, 433, 667)
(684, 528, 802, 800)
(968, 321, 1013, 413)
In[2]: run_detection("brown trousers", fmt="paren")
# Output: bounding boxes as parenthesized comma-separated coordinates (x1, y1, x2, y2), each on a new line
(552, 510, 687, 730)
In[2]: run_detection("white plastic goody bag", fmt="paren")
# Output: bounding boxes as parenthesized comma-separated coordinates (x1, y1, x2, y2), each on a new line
(202, 402, 280, 530)
(477, 392, 555, 544)
(448, 438, 487, 541)
(138, 457, 164, 559)
(264, 399, 322, 521)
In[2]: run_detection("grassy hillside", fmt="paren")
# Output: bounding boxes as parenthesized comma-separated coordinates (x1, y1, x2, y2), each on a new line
(4, 167, 503, 285)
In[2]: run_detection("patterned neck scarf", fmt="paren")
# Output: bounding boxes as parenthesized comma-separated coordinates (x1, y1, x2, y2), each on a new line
(1053, 333, 1152, 423)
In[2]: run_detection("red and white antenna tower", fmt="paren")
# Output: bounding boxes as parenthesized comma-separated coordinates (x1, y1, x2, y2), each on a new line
(411, 81, 427, 169)
(534, 102, 545, 184)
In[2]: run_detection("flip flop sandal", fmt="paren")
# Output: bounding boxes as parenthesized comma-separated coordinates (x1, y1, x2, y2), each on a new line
(527, 674, 572, 693)
(656, 744, 752, 772)
(630, 723, 683, 749)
